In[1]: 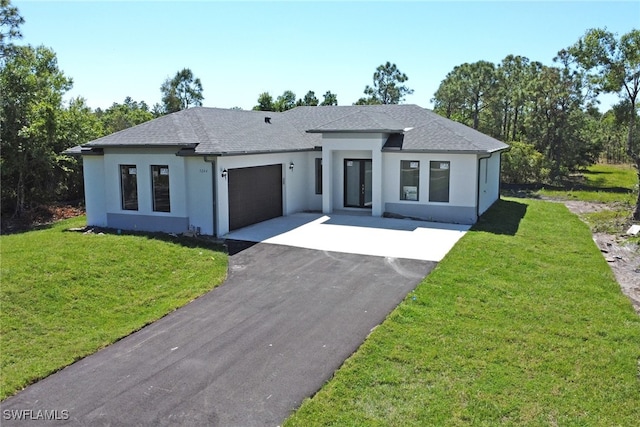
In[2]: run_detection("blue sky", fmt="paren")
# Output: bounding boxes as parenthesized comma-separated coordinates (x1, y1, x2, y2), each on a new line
(14, 1, 640, 111)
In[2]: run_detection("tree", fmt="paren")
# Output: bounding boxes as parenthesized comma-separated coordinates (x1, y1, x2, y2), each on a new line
(458, 61, 497, 130)
(56, 97, 103, 201)
(598, 105, 632, 163)
(160, 68, 204, 114)
(491, 55, 537, 141)
(562, 28, 640, 218)
(274, 90, 296, 112)
(354, 96, 381, 106)
(432, 54, 603, 182)
(296, 90, 319, 106)
(431, 77, 465, 120)
(253, 92, 274, 111)
(100, 97, 153, 134)
(320, 90, 338, 106)
(0, 0, 23, 58)
(432, 61, 497, 130)
(523, 65, 600, 179)
(151, 103, 165, 118)
(361, 61, 414, 104)
(1, 45, 73, 215)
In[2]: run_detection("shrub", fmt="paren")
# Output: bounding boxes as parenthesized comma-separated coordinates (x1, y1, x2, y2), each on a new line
(502, 141, 550, 184)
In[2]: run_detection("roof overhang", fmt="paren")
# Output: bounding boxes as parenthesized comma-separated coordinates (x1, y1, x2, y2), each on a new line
(84, 143, 198, 149)
(381, 147, 510, 155)
(63, 146, 104, 156)
(184, 147, 318, 157)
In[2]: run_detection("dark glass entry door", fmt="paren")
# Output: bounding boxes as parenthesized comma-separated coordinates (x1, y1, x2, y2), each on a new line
(344, 159, 372, 208)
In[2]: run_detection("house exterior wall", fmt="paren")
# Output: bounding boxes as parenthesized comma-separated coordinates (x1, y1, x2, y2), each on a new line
(82, 144, 500, 236)
(214, 151, 311, 236)
(185, 156, 214, 235)
(382, 152, 479, 224)
(83, 156, 107, 227)
(100, 147, 189, 233)
(478, 152, 501, 215)
(306, 153, 323, 212)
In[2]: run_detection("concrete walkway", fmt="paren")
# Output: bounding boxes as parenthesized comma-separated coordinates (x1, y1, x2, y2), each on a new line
(0, 244, 435, 426)
(225, 213, 470, 262)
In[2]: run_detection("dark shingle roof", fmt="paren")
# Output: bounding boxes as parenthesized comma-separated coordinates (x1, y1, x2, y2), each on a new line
(75, 105, 507, 155)
(285, 105, 508, 153)
(306, 110, 406, 133)
(80, 108, 315, 155)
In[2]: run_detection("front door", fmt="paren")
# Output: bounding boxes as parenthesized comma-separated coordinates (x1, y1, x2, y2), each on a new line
(344, 159, 372, 208)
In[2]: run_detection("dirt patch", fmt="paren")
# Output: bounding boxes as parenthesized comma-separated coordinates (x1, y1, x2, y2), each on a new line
(1, 204, 85, 235)
(562, 200, 612, 216)
(562, 201, 640, 314)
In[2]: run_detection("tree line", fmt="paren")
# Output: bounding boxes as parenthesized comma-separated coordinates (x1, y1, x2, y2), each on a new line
(251, 61, 414, 111)
(431, 30, 639, 184)
(1, 0, 638, 220)
(431, 27, 639, 217)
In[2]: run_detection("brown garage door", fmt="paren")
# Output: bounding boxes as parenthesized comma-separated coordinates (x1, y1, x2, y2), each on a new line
(228, 164, 283, 231)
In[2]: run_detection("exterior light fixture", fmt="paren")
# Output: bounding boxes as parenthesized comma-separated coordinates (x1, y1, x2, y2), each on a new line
(221, 169, 227, 178)
(289, 162, 294, 171)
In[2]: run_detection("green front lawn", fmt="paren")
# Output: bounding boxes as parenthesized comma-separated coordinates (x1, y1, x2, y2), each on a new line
(0, 217, 227, 400)
(286, 199, 640, 426)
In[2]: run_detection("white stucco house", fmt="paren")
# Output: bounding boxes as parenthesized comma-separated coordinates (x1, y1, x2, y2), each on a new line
(67, 104, 508, 237)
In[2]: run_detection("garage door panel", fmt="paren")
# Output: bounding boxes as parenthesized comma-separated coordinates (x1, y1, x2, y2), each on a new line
(228, 164, 283, 230)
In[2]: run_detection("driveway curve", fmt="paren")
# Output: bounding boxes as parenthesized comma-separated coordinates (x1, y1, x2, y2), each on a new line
(1, 243, 435, 426)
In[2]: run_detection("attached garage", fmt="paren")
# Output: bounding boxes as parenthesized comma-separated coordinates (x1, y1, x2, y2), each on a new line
(228, 164, 283, 231)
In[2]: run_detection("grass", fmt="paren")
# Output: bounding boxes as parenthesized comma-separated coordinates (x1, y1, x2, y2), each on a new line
(285, 199, 640, 426)
(540, 163, 638, 238)
(537, 163, 637, 205)
(582, 209, 633, 234)
(0, 217, 228, 400)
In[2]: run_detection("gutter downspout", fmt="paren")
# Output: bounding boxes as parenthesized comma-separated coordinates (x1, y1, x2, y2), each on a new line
(476, 152, 492, 221)
(204, 156, 217, 237)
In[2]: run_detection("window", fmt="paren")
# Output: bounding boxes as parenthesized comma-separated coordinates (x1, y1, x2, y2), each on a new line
(152, 165, 170, 212)
(429, 161, 450, 202)
(120, 165, 138, 210)
(400, 160, 419, 201)
(315, 158, 322, 194)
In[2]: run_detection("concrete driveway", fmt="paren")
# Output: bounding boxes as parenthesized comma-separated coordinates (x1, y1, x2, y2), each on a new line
(1, 243, 436, 426)
(225, 213, 470, 261)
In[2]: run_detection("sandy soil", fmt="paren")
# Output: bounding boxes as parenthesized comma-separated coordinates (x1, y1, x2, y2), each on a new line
(562, 201, 640, 314)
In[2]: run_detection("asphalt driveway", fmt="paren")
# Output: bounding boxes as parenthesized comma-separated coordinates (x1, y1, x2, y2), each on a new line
(1, 243, 435, 426)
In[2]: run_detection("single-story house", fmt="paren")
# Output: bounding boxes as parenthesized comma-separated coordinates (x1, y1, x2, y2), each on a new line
(67, 104, 508, 237)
